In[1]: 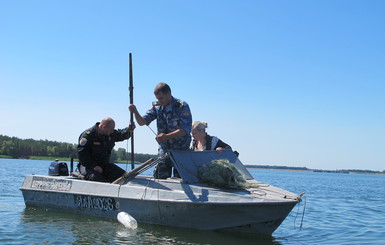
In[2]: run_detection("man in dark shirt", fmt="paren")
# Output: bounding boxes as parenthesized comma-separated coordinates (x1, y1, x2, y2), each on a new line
(77, 117, 135, 182)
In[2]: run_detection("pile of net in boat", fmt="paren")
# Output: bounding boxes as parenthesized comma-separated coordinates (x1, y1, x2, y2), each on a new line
(197, 159, 258, 189)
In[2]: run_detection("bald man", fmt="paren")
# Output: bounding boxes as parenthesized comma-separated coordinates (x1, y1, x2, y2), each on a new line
(77, 117, 135, 182)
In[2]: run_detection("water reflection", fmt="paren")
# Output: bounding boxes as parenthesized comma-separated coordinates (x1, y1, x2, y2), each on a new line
(21, 207, 281, 245)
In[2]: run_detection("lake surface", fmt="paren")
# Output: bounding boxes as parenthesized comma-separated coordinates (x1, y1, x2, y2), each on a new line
(1, 158, 384, 244)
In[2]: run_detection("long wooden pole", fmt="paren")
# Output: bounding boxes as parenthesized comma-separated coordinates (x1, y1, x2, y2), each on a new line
(129, 53, 135, 170)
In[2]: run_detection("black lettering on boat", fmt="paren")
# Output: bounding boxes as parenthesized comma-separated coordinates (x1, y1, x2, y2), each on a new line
(74, 195, 116, 211)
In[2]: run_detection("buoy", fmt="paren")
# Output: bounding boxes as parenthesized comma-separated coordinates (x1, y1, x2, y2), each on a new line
(117, 211, 138, 229)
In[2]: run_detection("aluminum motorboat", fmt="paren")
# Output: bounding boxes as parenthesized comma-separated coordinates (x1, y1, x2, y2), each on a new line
(20, 150, 301, 235)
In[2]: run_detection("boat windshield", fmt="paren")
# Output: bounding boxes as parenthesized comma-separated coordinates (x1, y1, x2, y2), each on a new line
(169, 150, 253, 184)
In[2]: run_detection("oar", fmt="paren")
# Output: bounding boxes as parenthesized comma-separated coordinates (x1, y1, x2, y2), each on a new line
(129, 53, 135, 170)
(112, 153, 169, 184)
(112, 158, 154, 184)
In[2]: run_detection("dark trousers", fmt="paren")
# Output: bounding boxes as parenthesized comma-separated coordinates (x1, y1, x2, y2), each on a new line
(153, 155, 180, 179)
(80, 163, 125, 182)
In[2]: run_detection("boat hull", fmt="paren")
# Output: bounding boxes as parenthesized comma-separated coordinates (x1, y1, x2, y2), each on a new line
(20, 174, 298, 235)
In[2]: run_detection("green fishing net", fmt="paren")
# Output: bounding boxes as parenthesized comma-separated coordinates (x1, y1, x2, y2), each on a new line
(198, 159, 258, 189)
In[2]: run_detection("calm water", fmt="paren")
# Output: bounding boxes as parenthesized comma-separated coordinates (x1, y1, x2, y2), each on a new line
(1, 159, 384, 245)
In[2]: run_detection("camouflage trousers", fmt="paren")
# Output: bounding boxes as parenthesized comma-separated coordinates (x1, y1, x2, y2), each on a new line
(153, 154, 180, 179)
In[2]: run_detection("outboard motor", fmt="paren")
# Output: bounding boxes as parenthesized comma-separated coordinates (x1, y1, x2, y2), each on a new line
(48, 159, 69, 176)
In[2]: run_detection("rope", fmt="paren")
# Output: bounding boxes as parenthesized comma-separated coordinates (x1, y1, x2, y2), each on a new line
(116, 138, 131, 211)
(156, 174, 162, 224)
(147, 125, 157, 136)
(143, 122, 164, 222)
(294, 192, 306, 230)
(140, 178, 152, 200)
(256, 185, 299, 201)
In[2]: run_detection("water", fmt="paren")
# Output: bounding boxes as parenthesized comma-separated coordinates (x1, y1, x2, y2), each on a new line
(1, 159, 384, 244)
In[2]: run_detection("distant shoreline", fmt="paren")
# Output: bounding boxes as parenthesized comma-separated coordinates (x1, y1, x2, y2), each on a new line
(1, 155, 383, 175)
(247, 167, 312, 172)
(246, 166, 385, 175)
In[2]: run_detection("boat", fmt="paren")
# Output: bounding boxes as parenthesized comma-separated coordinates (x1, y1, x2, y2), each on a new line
(20, 150, 301, 235)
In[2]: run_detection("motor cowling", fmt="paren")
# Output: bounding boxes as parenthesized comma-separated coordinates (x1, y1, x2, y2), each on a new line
(48, 160, 69, 176)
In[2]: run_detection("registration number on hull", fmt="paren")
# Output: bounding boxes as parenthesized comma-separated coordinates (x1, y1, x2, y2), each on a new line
(74, 195, 116, 211)
(31, 176, 72, 191)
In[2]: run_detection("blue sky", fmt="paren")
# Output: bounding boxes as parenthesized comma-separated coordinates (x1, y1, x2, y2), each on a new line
(1, 0, 384, 171)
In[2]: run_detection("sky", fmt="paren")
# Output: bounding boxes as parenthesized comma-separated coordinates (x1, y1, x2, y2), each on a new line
(1, 0, 384, 171)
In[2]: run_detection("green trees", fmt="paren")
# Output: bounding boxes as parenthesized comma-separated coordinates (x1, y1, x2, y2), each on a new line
(0, 135, 77, 158)
(0, 135, 157, 163)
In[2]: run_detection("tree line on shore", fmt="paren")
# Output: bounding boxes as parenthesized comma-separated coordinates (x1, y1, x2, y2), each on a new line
(248, 164, 385, 174)
(0, 135, 157, 163)
(1, 135, 383, 174)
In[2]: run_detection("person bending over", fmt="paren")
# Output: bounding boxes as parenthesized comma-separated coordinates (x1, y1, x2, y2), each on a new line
(77, 117, 135, 182)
